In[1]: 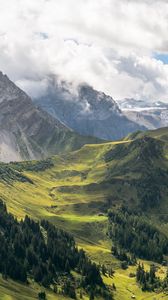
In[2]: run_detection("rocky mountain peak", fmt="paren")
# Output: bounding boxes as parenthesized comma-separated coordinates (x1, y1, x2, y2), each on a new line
(34, 79, 145, 140)
(0, 71, 30, 104)
(0, 72, 98, 162)
(78, 84, 121, 117)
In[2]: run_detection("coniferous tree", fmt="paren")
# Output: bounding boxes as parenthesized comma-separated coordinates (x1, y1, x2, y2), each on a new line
(0, 200, 108, 299)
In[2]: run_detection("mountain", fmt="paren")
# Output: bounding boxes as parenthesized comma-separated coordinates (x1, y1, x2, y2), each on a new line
(0, 72, 99, 162)
(124, 108, 168, 130)
(2, 71, 168, 299)
(34, 79, 146, 140)
(1, 127, 168, 299)
(118, 98, 168, 111)
(118, 97, 168, 130)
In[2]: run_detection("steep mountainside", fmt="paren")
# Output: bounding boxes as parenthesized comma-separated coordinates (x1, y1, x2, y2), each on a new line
(0, 201, 108, 300)
(0, 127, 168, 298)
(1, 127, 168, 221)
(0, 72, 99, 162)
(118, 97, 168, 130)
(1, 127, 168, 299)
(124, 108, 168, 130)
(34, 79, 146, 140)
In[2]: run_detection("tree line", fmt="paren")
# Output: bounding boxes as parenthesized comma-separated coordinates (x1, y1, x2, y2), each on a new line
(108, 206, 168, 263)
(136, 263, 168, 292)
(0, 200, 112, 299)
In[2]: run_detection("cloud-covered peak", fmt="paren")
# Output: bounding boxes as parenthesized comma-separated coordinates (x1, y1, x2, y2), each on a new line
(0, 0, 168, 102)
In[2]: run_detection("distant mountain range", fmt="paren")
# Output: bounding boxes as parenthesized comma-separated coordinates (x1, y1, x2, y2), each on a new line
(1, 70, 168, 163)
(118, 98, 168, 111)
(34, 78, 145, 140)
(119, 98, 168, 130)
(1, 70, 168, 299)
(0, 72, 99, 162)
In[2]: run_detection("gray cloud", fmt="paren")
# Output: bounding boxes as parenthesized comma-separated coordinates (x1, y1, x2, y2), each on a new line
(0, 0, 168, 101)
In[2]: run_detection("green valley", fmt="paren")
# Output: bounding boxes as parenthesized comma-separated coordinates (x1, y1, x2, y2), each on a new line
(1, 128, 168, 299)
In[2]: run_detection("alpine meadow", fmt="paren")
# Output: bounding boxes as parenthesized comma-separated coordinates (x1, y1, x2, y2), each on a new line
(1, 1, 168, 300)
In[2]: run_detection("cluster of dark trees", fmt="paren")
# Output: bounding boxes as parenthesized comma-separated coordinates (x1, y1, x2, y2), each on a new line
(136, 263, 159, 291)
(111, 246, 136, 269)
(38, 291, 46, 299)
(10, 158, 54, 173)
(136, 168, 168, 209)
(108, 206, 168, 263)
(0, 200, 111, 299)
(136, 263, 168, 292)
(0, 164, 32, 183)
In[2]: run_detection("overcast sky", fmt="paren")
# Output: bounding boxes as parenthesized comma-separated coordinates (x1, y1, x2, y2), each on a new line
(0, 0, 168, 101)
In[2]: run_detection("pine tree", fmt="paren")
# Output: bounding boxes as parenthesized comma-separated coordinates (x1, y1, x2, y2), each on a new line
(102, 264, 107, 276)
(89, 290, 94, 300)
(79, 290, 83, 299)
(65, 259, 70, 273)
(38, 291, 46, 300)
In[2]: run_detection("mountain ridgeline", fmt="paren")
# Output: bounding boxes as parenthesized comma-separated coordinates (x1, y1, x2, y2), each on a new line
(34, 78, 146, 140)
(120, 98, 168, 130)
(1, 127, 168, 212)
(0, 126, 168, 298)
(1, 70, 168, 299)
(0, 71, 100, 162)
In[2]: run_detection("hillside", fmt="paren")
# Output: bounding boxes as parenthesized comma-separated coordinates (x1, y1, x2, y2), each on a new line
(0, 72, 99, 162)
(1, 127, 168, 220)
(34, 80, 146, 140)
(0, 200, 109, 300)
(1, 127, 168, 299)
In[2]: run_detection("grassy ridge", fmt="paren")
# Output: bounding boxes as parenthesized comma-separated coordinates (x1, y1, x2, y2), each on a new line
(1, 128, 168, 299)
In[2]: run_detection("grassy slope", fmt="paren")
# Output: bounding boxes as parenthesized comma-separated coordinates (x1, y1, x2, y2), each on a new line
(0, 275, 65, 300)
(0, 275, 91, 300)
(1, 129, 168, 299)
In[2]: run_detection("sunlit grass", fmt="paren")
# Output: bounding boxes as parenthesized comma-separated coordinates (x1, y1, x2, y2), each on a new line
(0, 138, 167, 299)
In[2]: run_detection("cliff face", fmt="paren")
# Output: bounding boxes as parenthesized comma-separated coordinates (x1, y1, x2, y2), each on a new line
(0, 72, 99, 162)
(34, 81, 146, 140)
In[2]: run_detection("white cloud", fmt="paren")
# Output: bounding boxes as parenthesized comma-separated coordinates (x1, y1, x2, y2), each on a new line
(0, 0, 168, 101)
